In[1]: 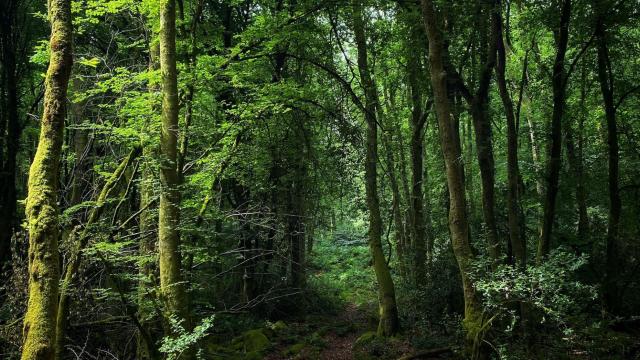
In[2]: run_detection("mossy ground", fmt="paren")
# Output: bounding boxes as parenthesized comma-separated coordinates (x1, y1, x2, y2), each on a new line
(202, 230, 417, 359)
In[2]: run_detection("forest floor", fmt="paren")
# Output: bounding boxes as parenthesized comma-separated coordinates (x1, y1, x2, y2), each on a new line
(262, 303, 374, 360)
(260, 231, 420, 360)
(212, 230, 457, 359)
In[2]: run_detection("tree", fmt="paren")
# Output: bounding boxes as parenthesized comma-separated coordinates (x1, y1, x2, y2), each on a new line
(495, 1, 525, 267)
(352, 0, 399, 336)
(404, 7, 429, 283)
(538, 0, 572, 261)
(420, 0, 485, 354)
(21, 0, 73, 357)
(594, 0, 620, 313)
(158, 0, 190, 345)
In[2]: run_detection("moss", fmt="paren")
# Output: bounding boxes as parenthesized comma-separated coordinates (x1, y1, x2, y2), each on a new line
(283, 343, 305, 356)
(271, 320, 287, 333)
(231, 329, 271, 354)
(462, 308, 488, 358)
(354, 331, 378, 347)
(305, 332, 326, 348)
(353, 331, 405, 360)
(206, 343, 234, 357)
(21, 0, 73, 358)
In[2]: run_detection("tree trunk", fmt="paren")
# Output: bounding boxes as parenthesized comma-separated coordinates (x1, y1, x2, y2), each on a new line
(576, 64, 589, 241)
(420, 0, 485, 354)
(538, 0, 571, 262)
(396, 123, 413, 247)
(21, 0, 73, 357)
(159, 0, 190, 344)
(564, 101, 589, 242)
(595, 13, 621, 314)
(380, 114, 407, 274)
(422, 134, 435, 262)
(495, 4, 524, 267)
(468, 3, 499, 266)
(406, 19, 428, 284)
(352, 0, 399, 336)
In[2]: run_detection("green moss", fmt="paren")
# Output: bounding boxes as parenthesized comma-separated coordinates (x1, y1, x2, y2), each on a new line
(271, 320, 287, 333)
(354, 331, 378, 347)
(283, 343, 305, 356)
(231, 329, 271, 353)
(21, 0, 73, 358)
(462, 308, 487, 357)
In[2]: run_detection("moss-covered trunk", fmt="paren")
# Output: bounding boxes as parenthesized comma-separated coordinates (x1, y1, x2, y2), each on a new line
(352, 0, 399, 337)
(159, 0, 190, 345)
(420, 0, 486, 354)
(21, 0, 73, 357)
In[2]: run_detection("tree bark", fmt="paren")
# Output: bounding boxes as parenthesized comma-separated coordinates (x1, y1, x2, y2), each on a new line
(21, 0, 73, 357)
(352, 0, 399, 336)
(159, 0, 190, 345)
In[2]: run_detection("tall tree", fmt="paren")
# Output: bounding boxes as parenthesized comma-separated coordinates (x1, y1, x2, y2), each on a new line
(21, 0, 73, 357)
(420, 0, 486, 354)
(404, 9, 429, 284)
(467, 3, 500, 266)
(446, 1, 500, 265)
(538, 0, 572, 261)
(158, 0, 190, 344)
(352, 0, 399, 336)
(594, 1, 621, 313)
(495, 2, 525, 267)
(565, 63, 589, 243)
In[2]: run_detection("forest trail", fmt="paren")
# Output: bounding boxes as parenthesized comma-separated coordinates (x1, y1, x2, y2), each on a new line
(262, 303, 366, 360)
(261, 234, 419, 360)
(263, 301, 416, 360)
(316, 303, 366, 360)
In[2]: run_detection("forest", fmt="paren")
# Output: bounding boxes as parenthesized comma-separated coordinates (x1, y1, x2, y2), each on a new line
(0, 0, 639, 359)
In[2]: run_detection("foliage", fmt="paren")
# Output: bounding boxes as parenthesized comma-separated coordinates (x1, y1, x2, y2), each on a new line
(159, 315, 216, 360)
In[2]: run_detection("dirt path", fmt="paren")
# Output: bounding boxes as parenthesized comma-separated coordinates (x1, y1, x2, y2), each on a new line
(318, 303, 366, 360)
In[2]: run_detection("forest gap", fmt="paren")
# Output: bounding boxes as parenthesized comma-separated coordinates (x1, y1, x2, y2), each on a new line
(1, 0, 640, 359)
